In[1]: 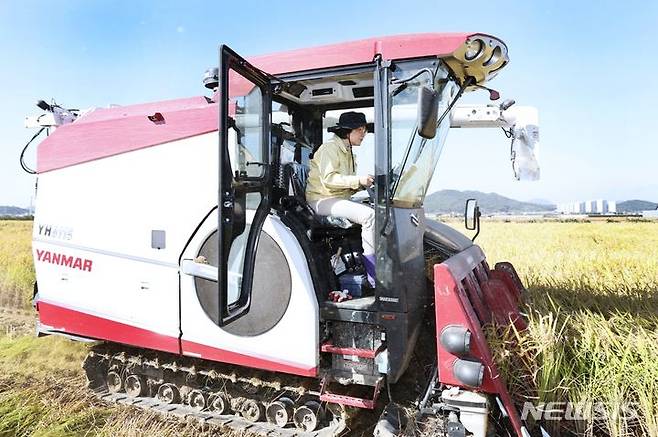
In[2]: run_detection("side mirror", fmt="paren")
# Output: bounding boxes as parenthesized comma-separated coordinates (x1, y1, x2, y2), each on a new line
(465, 199, 478, 230)
(417, 85, 439, 139)
(464, 198, 481, 242)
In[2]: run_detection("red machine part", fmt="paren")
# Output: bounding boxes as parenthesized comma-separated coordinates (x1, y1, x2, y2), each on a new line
(320, 342, 384, 359)
(37, 301, 317, 377)
(319, 377, 382, 410)
(434, 245, 526, 437)
(36, 97, 218, 174)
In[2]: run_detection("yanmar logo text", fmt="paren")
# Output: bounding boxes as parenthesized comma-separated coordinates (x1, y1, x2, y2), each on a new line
(36, 249, 93, 272)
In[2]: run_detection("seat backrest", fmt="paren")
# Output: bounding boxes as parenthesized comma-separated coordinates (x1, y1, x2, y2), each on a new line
(282, 161, 357, 232)
(285, 162, 310, 202)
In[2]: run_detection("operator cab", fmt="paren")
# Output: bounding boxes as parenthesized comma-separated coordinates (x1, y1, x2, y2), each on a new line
(269, 71, 379, 309)
(218, 45, 460, 324)
(215, 46, 469, 386)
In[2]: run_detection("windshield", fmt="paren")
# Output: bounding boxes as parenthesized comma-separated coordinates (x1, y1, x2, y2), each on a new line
(390, 62, 458, 208)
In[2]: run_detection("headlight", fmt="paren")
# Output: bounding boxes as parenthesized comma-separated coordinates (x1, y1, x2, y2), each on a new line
(484, 45, 503, 67)
(440, 325, 472, 355)
(453, 358, 485, 387)
(464, 39, 484, 61)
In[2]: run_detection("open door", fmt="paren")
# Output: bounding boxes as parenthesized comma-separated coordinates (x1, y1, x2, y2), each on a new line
(217, 45, 276, 326)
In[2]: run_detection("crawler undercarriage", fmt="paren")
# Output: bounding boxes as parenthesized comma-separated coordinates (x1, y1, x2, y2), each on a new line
(81, 303, 455, 437)
(83, 343, 349, 436)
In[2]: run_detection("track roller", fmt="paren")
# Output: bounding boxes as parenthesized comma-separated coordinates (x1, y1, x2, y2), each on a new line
(188, 389, 208, 411)
(241, 398, 265, 422)
(157, 383, 180, 404)
(83, 345, 349, 435)
(266, 397, 294, 427)
(106, 371, 123, 393)
(293, 400, 322, 432)
(124, 374, 147, 398)
(209, 393, 231, 414)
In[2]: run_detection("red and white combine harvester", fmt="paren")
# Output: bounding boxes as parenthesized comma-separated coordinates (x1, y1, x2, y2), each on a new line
(24, 33, 542, 436)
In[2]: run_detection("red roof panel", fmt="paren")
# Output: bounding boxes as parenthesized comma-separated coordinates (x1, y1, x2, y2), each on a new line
(37, 33, 476, 173)
(247, 33, 471, 74)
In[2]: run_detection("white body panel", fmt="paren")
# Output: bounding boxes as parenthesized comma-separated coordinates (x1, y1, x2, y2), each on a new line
(33, 130, 319, 372)
(34, 132, 219, 266)
(34, 240, 179, 337)
(33, 132, 219, 338)
(180, 210, 319, 371)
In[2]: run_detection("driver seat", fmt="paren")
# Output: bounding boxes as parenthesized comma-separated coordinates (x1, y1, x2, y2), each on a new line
(282, 162, 361, 240)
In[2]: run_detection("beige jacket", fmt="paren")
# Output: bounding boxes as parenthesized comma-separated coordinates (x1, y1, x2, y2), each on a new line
(306, 135, 361, 201)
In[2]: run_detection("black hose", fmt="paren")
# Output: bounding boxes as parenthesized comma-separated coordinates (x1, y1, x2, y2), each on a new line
(19, 127, 44, 174)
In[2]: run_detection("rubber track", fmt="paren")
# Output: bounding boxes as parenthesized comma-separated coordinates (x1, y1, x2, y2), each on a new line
(85, 345, 347, 437)
(93, 390, 346, 436)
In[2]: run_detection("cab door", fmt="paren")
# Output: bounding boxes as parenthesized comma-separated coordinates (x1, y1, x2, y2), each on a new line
(217, 45, 275, 325)
(179, 47, 319, 375)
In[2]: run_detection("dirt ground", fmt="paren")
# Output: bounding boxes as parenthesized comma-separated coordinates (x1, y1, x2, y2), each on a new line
(0, 306, 36, 337)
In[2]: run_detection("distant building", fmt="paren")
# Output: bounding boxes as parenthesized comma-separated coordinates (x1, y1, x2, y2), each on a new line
(557, 199, 617, 214)
(608, 201, 617, 213)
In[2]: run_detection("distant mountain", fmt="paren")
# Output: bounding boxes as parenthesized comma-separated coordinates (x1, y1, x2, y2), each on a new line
(0, 205, 30, 216)
(617, 200, 658, 213)
(424, 190, 555, 214)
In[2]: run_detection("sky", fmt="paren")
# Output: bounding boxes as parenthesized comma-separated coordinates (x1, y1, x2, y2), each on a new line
(1, 0, 657, 208)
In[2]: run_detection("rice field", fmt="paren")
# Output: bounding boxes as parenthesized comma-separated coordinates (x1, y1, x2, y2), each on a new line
(0, 219, 657, 436)
(0, 336, 216, 437)
(473, 220, 658, 437)
(0, 220, 34, 309)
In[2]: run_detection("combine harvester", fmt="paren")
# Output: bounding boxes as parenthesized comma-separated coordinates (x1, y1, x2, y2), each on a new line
(24, 33, 542, 436)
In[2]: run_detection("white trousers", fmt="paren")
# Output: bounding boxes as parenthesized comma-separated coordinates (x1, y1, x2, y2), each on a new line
(309, 198, 375, 255)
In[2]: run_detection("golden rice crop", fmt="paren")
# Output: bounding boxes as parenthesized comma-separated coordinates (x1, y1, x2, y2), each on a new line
(0, 220, 34, 309)
(472, 220, 658, 437)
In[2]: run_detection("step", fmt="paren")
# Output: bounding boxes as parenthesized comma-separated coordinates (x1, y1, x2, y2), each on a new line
(320, 342, 384, 359)
(319, 376, 382, 410)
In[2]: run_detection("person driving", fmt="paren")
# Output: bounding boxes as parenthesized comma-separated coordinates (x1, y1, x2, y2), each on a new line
(306, 111, 376, 288)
